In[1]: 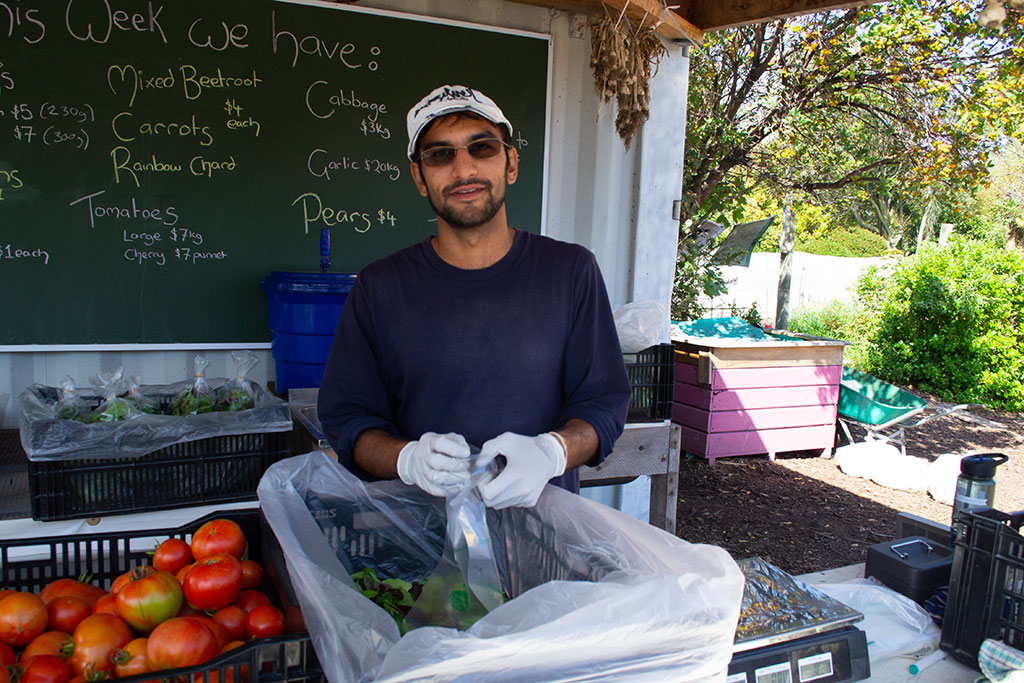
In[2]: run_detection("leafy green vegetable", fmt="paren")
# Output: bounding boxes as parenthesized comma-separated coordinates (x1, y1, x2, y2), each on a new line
(170, 385, 216, 416)
(351, 569, 417, 623)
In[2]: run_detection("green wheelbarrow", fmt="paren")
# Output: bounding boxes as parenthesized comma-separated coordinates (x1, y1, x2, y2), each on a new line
(836, 367, 969, 455)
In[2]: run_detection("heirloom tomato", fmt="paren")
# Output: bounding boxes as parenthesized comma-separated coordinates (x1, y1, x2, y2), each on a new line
(68, 613, 132, 676)
(238, 561, 264, 590)
(45, 596, 90, 634)
(183, 554, 241, 611)
(0, 592, 48, 647)
(112, 637, 151, 678)
(18, 654, 71, 683)
(153, 538, 193, 574)
(39, 578, 105, 609)
(190, 519, 246, 561)
(90, 594, 118, 616)
(244, 605, 284, 640)
(20, 631, 72, 662)
(146, 617, 219, 670)
(111, 565, 154, 595)
(0, 641, 16, 667)
(231, 590, 271, 614)
(212, 606, 247, 642)
(115, 568, 183, 632)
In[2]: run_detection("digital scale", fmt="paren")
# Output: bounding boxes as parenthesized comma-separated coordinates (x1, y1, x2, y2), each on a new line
(727, 558, 871, 683)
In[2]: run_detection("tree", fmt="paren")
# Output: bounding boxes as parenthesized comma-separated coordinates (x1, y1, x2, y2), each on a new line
(680, 0, 1024, 245)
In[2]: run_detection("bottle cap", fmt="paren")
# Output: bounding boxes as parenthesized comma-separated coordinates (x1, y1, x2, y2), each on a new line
(960, 453, 1009, 479)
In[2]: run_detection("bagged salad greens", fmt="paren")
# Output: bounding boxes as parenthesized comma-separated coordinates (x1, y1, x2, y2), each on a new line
(86, 367, 134, 423)
(171, 355, 216, 416)
(53, 376, 90, 422)
(216, 350, 259, 412)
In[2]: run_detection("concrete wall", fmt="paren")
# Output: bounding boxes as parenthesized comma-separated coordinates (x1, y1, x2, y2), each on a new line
(707, 252, 889, 326)
(0, 0, 689, 428)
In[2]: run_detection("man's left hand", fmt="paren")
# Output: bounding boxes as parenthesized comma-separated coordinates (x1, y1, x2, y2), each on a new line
(477, 432, 567, 509)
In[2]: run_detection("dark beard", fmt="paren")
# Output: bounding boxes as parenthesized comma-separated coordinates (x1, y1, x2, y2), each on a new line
(427, 179, 507, 229)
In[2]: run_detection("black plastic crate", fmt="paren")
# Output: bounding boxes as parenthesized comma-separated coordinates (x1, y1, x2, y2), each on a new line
(0, 509, 323, 683)
(623, 343, 674, 422)
(28, 430, 291, 521)
(939, 508, 1024, 669)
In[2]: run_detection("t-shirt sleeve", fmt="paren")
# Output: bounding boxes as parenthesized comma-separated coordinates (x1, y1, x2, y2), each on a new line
(557, 250, 631, 466)
(316, 277, 396, 480)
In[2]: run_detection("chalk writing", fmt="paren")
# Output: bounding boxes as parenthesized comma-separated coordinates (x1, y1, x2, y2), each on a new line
(39, 101, 94, 123)
(0, 244, 49, 264)
(307, 149, 400, 181)
(224, 98, 259, 135)
(291, 191, 396, 234)
(180, 65, 261, 101)
(42, 125, 89, 149)
(108, 65, 175, 108)
(0, 2, 45, 44)
(0, 61, 15, 95)
(112, 111, 214, 146)
(189, 155, 235, 177)
(66, 0, 167, 45)
(359, 118, 389, 140)
(304, 82, 387, 121)
(169, 227, 203, 245)
(0, 168, 22, 198)
(272, 11, 380, 70)
(124, 247, 165, 265)
(69, 190, 179, 229)
(187, 17, 248, 51)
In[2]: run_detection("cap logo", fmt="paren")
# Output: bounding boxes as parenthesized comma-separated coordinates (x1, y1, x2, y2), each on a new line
(413, 86, 483, 117)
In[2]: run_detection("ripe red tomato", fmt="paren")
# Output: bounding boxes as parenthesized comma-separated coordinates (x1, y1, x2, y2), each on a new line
(112, 637, 151, 678)
(18, 654, 71, 683)
(232, 590, 271, 614)
(176, 563, 195, 585)
(146, 617, 219, 671)
(183, 555, 241, 611)
(0, 592, 48, 648)
(39, 579, 105, 609)
(115, 568, 183, 632)
(153, 538, 193, 575)
(190, 519, 246, 561)
(244, 605, 284, 640)
(0, 641, 16, 667)
(111, 565, 154, 595)
(184, 616, 227, 649)
(45, 597, 91, 635)
(238, 561, 264, 590)
(212, 606, 247, 642)
(90, 594, 118, 616)
(20, 631, 72, 662)
(68, 614, 132, 677)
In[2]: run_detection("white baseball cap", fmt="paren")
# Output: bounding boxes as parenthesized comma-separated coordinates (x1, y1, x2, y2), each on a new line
(406, 85, 513, 160)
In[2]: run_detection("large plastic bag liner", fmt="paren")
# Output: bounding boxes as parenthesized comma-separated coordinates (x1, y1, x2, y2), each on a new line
(20, 378, 291, 461)
(613, 299, 667, 353)
(258, 450, 744, 682)
(814, 577, 939, 664)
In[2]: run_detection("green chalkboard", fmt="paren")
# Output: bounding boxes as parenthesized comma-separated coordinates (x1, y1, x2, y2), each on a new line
(0, 0, 549, 345)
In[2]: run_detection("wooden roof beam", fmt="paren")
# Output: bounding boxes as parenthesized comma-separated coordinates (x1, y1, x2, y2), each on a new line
(671, 0, 887, 32)
(507, 0, 705, 45)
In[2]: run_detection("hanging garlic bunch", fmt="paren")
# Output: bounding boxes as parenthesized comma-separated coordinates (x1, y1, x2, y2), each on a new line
(589, 14, 667, 148)
(979, 0, 1023, 29)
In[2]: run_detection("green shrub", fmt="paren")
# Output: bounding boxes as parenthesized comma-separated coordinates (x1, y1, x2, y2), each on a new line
(789, 299, 871, 369)
(854, 236, 1024, 410)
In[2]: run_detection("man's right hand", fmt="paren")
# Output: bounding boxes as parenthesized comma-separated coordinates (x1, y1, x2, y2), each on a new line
(396, 432, 473, 497)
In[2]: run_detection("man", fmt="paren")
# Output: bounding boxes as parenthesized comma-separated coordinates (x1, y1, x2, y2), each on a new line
(317, 84, 630, 509)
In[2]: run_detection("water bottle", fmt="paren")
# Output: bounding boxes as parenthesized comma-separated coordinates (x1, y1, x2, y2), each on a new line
(950, 453, 1008, 544)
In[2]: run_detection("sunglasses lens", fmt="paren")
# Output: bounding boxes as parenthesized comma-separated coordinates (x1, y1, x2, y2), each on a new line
(467, 140, 502, 158)
(421, 147, 457, 167)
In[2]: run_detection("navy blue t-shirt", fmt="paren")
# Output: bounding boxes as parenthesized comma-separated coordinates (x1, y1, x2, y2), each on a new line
(317, 230, 630, 493)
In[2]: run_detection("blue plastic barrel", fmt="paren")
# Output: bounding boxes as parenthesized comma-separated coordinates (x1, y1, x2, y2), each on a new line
(259, 271, 356, 395)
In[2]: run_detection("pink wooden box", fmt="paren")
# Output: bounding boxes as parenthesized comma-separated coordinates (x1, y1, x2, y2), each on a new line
(672, 333, 846, 464)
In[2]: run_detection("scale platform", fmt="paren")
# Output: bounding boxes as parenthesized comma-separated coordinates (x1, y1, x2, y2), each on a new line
(728, 558, 870, 683)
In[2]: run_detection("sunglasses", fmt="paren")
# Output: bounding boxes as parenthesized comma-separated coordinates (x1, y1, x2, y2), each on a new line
(417, 138, 511, 167)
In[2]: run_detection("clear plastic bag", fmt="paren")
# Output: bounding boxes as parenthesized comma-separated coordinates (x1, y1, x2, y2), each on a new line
(86, 367, 135, 424)
(613, 299, 667, 353)
(258, 450, 744, 682)
(53, 376, 90, 422)
(171, 355, 216, 416)
(216, 350, 259, 412)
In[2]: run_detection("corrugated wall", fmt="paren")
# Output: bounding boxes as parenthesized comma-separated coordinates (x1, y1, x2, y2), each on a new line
(0, 0, 688, 428)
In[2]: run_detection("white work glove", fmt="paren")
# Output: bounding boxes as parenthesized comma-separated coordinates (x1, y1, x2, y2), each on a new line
(477, 432, 567, 509)
(396, 432, 473, 498)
